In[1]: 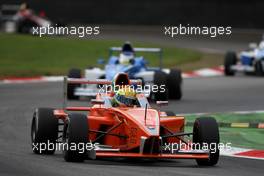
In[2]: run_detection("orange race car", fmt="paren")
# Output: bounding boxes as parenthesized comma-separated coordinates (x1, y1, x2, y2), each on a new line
(31, 73, 220, 166)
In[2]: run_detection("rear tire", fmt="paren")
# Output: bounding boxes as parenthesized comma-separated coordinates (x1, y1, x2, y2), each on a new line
(31, 108, 58, 154)
(255, 60, 264, 76)
(167, 69, 182, 100)
(67, 68, 81, 100)
(97, 75, 106, 89)
(193, 117, 219, 166)
(224, 51, 237, 76)
(63, 113, 88, 162)
(153, 71, 168, 101)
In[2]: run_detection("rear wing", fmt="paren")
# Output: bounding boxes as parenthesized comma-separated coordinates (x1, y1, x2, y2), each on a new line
(109, 47, 163, 68)
(63, 77, 142, 109)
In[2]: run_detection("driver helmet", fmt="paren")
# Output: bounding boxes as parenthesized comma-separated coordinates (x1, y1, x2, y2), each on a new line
(113, 86, 137, 107)
(111, 73, 130, 92)
(259, 41, 264, 50)
(119, 41, 134, 65)
(20, 3, 28, 11)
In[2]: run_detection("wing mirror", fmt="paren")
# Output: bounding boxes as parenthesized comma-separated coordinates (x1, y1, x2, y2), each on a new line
(156, 101, 168, 106)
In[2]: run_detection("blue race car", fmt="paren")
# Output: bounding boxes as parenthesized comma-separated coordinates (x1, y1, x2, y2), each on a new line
(67, 42, 182, 101)
(224, 40, 264, 76)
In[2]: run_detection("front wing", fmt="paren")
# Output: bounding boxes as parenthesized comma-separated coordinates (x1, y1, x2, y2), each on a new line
(95, 152, 209, 159)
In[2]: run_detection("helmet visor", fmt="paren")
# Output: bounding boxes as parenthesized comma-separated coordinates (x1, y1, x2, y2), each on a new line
(115, 94, 136, 106)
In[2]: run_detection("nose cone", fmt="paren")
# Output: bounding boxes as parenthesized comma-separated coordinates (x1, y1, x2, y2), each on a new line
(126, 108, 160, 136)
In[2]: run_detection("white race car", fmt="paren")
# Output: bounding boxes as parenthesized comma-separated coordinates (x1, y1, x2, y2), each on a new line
(224, 40, 264, 76)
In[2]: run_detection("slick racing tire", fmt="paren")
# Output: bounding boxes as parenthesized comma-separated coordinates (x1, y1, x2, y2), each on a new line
(97, 75, 106, 89)
(67, 68, 81, 100)
(153, 71, 168, 101)
(63, 113, 88, 162)
(224, 51, 237, 76)
(193, 117, 220, 166)
(31, 108, 58, 154)
(167, 69, 182, 100)
(17, 19, 37, 33)
(255, 60, 264, 76)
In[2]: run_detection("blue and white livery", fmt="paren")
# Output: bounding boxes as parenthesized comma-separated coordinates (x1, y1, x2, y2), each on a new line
(224, 40, 264, 76)
(67, 42, 182, 101)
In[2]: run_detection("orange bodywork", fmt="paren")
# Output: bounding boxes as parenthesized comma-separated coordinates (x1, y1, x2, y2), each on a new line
(53, 93, 208, 159)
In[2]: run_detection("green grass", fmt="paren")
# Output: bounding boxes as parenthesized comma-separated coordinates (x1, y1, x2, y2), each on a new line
(185, 126, 264, 150)
(0, 34, 206, 77)
(185, 112, 264, 124)
(219, 127, 264, 149)
(184, 112, 264, 150)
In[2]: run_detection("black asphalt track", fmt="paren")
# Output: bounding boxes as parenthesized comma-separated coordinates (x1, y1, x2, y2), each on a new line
(0, 76, 263, 176)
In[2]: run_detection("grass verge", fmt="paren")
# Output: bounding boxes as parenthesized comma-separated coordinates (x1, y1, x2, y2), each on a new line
(184, 112, 264, 124)
(185, 126, 264, 150)
(0, 34, 222, 77)
(184, 112, 264, 150)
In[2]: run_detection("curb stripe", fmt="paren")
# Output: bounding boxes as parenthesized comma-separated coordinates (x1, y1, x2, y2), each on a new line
(0, 66, 225, 84)
(258, 123, 264, 128)
(0, 76, 43, 80)
(235, 150, 264, 159)
(249, 123, 259, 128)
(193, 68, 223, 77)
(0, 76, 64, 84)
(231, 123, 249, 128)
(178, 110, 264, 116)
(221, 147, 264, 160)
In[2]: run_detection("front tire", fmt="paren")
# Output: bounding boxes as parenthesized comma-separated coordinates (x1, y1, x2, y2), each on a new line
(224, 51, 237, 76)
(153, 71, 168, 101)
(31, 108, 58, 154)
(67, 68, 81, 100)
(193, 117, 220, 166)
(255, 60, 264, 76)
(167, 69, 182, 100)
(63, 113, 89, 162)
